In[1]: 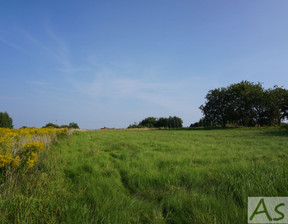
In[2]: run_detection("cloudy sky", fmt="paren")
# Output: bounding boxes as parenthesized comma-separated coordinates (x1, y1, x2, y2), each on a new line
(1, 1, 288, 128)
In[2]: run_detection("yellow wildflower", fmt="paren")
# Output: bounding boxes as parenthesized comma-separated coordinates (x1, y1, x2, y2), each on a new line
(0, 127, 67, 169)
(31, 152, 38, 162)
(26, 157, 35, 168)
(0, 154, 13, 167)
(23, 141, 45, 152)
(12, 156, 20, 167)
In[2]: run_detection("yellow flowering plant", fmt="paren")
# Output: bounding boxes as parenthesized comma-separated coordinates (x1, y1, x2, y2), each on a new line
(0, 127, 67, 171)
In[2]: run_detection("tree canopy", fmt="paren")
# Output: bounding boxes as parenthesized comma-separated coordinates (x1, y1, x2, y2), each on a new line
(139, 117, 158, 128)
(68, 122, 80, 129)
(199, 81, 288, 127)
(0, 112, 13, 128)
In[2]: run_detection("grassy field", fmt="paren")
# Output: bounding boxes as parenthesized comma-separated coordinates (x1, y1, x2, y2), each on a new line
(1, 127, 288, 223)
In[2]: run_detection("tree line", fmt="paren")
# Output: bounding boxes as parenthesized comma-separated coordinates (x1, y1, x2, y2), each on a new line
(0, 112, 80, 129)
(42, 122, 79, 129)
(128, 116, 183, 129)
(197, 81, 288, 127)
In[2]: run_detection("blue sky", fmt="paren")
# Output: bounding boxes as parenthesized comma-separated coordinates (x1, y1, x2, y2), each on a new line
(1, 1, 288, 128)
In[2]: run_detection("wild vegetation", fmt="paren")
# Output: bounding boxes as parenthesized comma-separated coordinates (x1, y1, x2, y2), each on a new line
(0, 127, 287, 223)
(0, 127, 67, 181)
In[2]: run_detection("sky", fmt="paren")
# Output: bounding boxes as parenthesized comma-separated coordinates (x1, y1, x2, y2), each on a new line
(1, 0, 288, 129)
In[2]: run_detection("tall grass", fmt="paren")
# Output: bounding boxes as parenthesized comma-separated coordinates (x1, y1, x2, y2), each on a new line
(0, 127, 287, 223)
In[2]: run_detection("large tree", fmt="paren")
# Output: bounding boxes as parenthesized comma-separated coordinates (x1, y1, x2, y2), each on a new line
(200, 87, 233, 127)
(227, 81, 264, 126)
(200, 81, 287, 127)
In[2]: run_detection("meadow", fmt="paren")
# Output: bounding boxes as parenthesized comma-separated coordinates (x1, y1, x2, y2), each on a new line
(0, 127, 287, 223)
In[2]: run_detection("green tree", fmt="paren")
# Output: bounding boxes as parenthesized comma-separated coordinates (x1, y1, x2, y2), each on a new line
(133, 116, 183, 129)
(200, 87, 232, 127)
(167, 116, 183, 128)
(156, 117, 169, 128)
(68, 122, 80, 129)
(190, 118, 207, 127)
(199, 81, 288, 127)
(227, 81, 264, 126)
(127, 122, 144, 128)
(139, 117, 158, 128)
(43, 123, 60, 128)
(270, 86, 288, 124)
(0, 112, 13, 128)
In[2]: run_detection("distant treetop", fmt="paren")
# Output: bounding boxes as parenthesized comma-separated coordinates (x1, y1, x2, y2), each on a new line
(43, 122, 80, 129)
(0, 112, 13, 128)
(68, 122, 80, 129)
(128, 116, 183, 129)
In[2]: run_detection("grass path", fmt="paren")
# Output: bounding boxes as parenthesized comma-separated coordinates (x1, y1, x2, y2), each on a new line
(1, 127, 288, 223)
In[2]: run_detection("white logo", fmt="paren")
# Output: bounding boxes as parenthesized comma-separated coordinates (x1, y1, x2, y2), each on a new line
(248, 197, 288, 223)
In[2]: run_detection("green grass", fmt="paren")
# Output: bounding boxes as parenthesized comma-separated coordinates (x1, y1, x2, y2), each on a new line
(1, 127, 288, 223)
